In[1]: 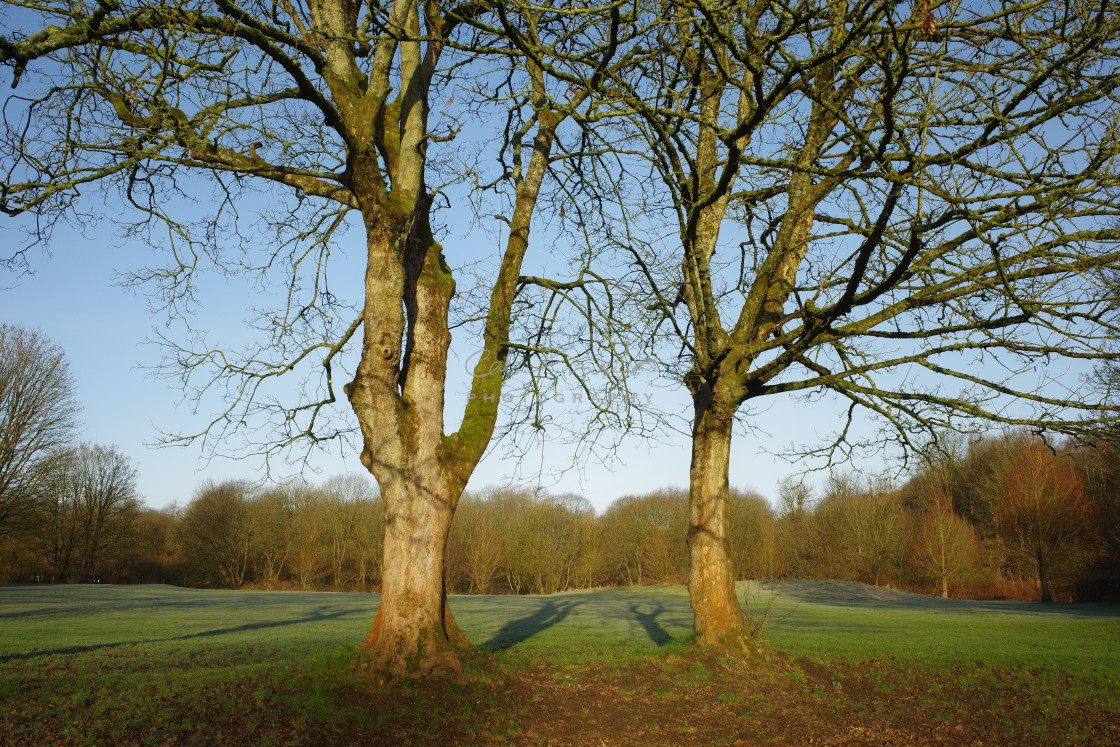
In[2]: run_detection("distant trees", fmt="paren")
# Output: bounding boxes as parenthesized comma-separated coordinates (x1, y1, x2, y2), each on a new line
(466, 488, 601, 596)
(997, 441, 1094, 603)
(727, 491, 776, 581)
(179, 481, 257, 589)
(912, 493, 983, 599)
(127, 508, 183, 584)
(28, 444, 140, 582)
(599, 490, 688, 587)
(0, 328, 149, 583)
(902, 438, 985, 598)
(287, 485, 327, 587)
(171, 475, 384, 590)
(319, 475, 376, 587)
(1073, 440, 1120, 572)
(0, 324, 80, 535)
(0, 433, 1112, 602)
(448, 495, 504, 594)
(249, 487, 297, 588)
(897, 432, 1105, 601)
(785, 474, 908, 587)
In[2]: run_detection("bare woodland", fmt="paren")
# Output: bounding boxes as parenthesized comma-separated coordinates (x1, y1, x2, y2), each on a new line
(2, 428, 1117, 608)
(2, 0, 1120, 679)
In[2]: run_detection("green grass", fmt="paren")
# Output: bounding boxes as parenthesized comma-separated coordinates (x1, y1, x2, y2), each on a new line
(749, 584, 1120, 680)
(1, 582, 1118, 745)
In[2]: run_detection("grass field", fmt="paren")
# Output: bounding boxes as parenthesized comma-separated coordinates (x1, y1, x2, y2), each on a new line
(1, 582, 1118, 745)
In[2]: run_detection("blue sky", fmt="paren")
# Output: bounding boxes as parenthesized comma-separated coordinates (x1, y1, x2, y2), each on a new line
(2, 160, 1091, 514)
(2, 214, 855, 512)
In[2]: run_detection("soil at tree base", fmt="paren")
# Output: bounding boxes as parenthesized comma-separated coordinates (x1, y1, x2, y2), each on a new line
(3, 644, 1115, 745)
(331, 650, 1117, 746)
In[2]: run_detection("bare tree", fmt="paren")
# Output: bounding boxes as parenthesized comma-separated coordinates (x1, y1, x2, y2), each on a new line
(599, 490, 688, 585)
(287, 483, 327, 587)
(349, 489, 383, 588)
(0, 0, 630, 677)
(954, 434, 1024, 537)
(775, 478, 817, 579)
(0, 324, 80, 535)
(128, 507, 184, 584)
(452, 495, 505, 594)
(319, 475, 369, 586)
(1071, 438, 1120, 569)
(545, 0, 1120, 646)
(71, 444, 141, 580)
(905, 434, 984, 597)
(727, 489, 775, 581)
(998, 438, 1094, 602)
(913, 490, 982, 598)
(179, 480, 256, 589)
(30, 452, 82, 581)
(30, 443, 140, 581)
(248, 487, 296, 588)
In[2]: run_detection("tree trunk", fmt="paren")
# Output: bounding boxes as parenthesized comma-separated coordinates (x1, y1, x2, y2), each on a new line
(1038, 552, 1052, 603)
(357, 475, 465, 678)
(350, 207, 473, 678)
(688, 404, 749, 644)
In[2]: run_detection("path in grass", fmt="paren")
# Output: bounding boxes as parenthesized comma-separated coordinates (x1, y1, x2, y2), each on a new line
(1, 582, 1118, 745)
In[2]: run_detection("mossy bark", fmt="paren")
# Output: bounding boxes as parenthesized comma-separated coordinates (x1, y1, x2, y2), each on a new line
(347, 78, 561, 680)
(348, 209, 471, 679)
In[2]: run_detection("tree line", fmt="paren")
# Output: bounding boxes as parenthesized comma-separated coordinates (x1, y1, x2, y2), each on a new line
(3, 430, 1115, 603)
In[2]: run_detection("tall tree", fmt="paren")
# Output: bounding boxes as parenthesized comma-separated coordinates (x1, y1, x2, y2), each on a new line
(905, 436, 984, 597)
(30, 443, 140, 581)
(179, 479, 257, 589)
(71, 444, 141, 580)
(0, 1, 627, 676)
(0, 324, 80, 536)
(545, 0, 1120, 646)
(998, 438, 1093, 602)
(913, 490, 982, 598)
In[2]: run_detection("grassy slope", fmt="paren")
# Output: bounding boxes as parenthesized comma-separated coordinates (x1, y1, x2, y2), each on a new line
(1, 583, 1118, 745)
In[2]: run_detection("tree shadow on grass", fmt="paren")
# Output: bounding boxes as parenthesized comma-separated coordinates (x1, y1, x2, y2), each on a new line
(478, 599, 679, 651)
(0, 605, 365, 663)
(627, 602, 672, 646)
(481, 600, 578, 651)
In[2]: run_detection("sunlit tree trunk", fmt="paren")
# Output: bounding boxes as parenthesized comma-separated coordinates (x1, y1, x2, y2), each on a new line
(349, 210, 470, 675)
(358, 475, 462, 675)
(687, 401, 748, 643)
